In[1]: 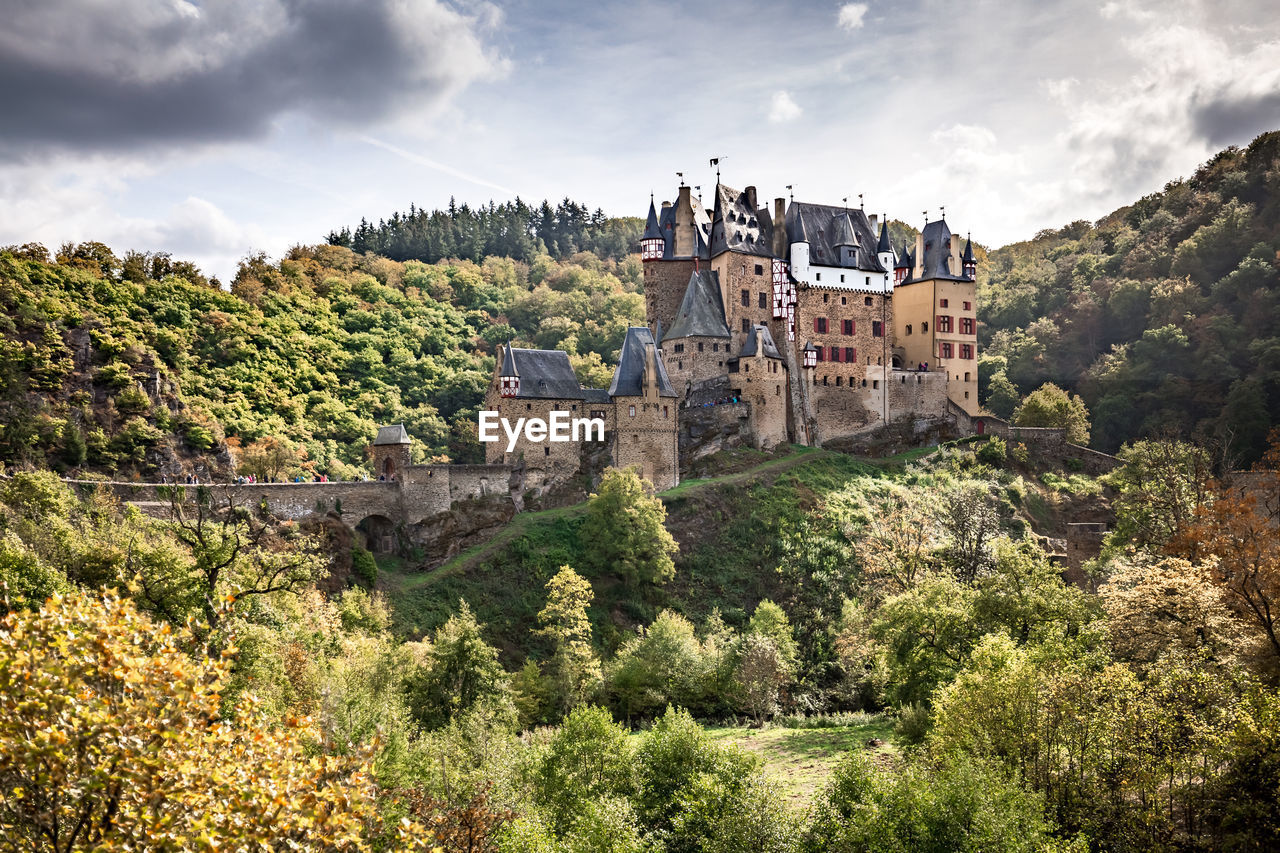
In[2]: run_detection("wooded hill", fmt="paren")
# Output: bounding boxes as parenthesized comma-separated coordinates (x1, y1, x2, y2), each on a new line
(980, 131, 1280, 463)
(0, 242, 645, 478)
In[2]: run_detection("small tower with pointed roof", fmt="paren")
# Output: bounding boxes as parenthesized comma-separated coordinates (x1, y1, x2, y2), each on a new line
(371, 423, 412, 481)
(962, 235, 977, 280)
(498, 342, 521, 397)
(641, 197, 665, 261)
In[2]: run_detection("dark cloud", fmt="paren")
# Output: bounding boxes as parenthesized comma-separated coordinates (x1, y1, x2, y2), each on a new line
(1191, 89, 1280, 148)
(0, 0, 500, 161)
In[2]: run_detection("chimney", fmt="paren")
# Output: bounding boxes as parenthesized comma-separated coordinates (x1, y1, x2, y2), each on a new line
(773, 197, 787, 257)
(868, 213, 879, 230)
(744, 185, 757, 211)
(950, 232, 961, 276)
(914, 232, 925, 280)
(677, 185, 691, 209)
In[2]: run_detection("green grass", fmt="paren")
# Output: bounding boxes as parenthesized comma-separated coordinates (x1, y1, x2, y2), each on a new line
(378, 448, 886, 656)
(705, 714, 898, 809)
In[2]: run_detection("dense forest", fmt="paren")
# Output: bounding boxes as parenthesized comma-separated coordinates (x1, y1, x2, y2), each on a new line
(980, 131, 1280, 463)
(0, 241, 644, 478)
(326, 197, 645, 264)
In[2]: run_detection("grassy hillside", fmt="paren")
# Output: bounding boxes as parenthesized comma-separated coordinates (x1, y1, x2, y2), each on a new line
(979, 130, 1280, 460)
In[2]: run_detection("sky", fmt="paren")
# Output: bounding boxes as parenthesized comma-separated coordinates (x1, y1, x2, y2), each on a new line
(1, 0, 1279, 282)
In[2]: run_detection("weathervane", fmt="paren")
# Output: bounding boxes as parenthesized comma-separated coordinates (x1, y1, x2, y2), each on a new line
(786, 184, 794, 202)
(709, 156, 724, 183)
(677, 172, 684, 187)
(858, 193, 864, 209)
(940, 205, 946, 220)
(923, 210, 928, 226)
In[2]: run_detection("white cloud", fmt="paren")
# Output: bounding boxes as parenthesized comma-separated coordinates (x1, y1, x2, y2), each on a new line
(768, 90, 803, 124)
(837, 3, 868, 31)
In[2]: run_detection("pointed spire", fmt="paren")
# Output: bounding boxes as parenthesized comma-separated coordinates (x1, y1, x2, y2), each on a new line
(962, 233, 975, 264)
(895, 242, 913, 269)
(877, 217, 891, 253)
(642, 197, 662, 240)
(500, 341, 519, 377)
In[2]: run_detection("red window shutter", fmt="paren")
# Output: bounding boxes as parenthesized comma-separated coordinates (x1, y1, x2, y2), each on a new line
(813, 317, 820, 333)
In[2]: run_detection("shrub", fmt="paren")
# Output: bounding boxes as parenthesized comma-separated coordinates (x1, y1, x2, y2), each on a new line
(895, 702, 932, 744)
(976, 436, 1008, 466)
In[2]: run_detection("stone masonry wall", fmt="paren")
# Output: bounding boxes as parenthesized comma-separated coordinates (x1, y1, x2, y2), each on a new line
(612, 395, 679, 490)
(643, 258, 696, 339)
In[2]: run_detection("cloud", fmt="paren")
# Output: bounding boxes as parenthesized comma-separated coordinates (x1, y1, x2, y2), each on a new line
(358, 135, 516, 194)
(0, 0, 506, 162)
(837, 3, 868, 31)
(1053, 7, 1280, 203)
(768, 91, 803, 124)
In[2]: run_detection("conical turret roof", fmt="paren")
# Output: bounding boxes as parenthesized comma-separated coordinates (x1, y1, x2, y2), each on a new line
(877, 219, 891, 253)
(500, 341, 519, 377)
(642, 198, 663, 240)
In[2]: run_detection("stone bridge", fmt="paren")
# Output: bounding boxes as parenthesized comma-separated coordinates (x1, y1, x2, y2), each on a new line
(68, 461, 521, 554)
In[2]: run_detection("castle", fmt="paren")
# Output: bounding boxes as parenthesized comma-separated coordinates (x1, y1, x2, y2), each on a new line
(481, 181, 980, 491)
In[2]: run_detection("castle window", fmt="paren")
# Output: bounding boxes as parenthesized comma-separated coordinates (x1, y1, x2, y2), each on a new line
(673, 343, 684, 354)
(759, 292, 767, 308)
(862, 378, 867, 387)
(964, 372, 971, 382)
(963, 301, 972, 310)
(841, 296, 847, 304)
(815, 317, 828, 333)
(845, 347, 856, 362)
(873, 380, 880, 390)
(572, 405, 577, 410)
(776, 386, 781, 395)
(822, 292, 828, 303)
(940, 342, 954, 359)
(872, 321, 883, 337)
(741, 289, 749, 307)
(629, 405, 636, 417)
(960, 344, 974, 359)
(527, 403, 532, 410)
(937, 315, 953, 333)
(921, 321, 929, 333)
(842, 319, 854, 335)
(677, 361, 683, 370)
(906, 324, 913, 335)
(745, 363, 750, 372)
(865, 276, 870, 287)
(698, 342, 704, 352)
(663, 406, 669, 418)
(965, 391, 970, 399)
(823, 375, 828, 385)
(544, 447, 550, 456)
(840, 274, 845, 283)
(591, 410, 605, 419)
(837, 376, 843, 386)
(940, 298, 949, 308)
(815, 346, 825, 362)
(755, 264, 764, 275)
(830, 346, 840, 362)
(960, 317, 974, 335)
(742, 319, 750, 333)
(864, 296, 872, 306)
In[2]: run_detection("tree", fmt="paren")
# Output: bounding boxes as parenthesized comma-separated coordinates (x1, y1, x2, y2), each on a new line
(579, 467, 678, 587)
(938, 482, 1000, 584)
(736, 634, 788, 724)
(747, 600, 799, 672)
(140, 485, 326, 632)
(238, 435, 302, 482)
(0, 590, 404, 850)
(1013, 382, 1091, 445)
(405, 600, 508, 730)
(1107, 437, 1214, 556)
(537, 566, 602, 714)
(1189, 441, 1280, 664)
(608, 610, 708, 721)
(1099, 555, 1251, 667)
(984, 371, 1021, 420)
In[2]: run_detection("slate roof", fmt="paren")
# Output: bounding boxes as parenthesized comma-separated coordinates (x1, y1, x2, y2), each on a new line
(373, 424, 410, 445)
(609, 327, 677, 398)
(962, 236, 975, 264)
(664, 270, 730, 340)
(907, 219, 968, 282)
(652, 195, 712, 260)
(500, 341, 519, 376)
(709, 184, 775, 258)
(877, 220, 892, 253)
(502, 347, 586, 399)
(735, 324, 784, 360)
(785, 202, 886, 272)
(642, 199, 662, 240)
(896, 242, 913, 270)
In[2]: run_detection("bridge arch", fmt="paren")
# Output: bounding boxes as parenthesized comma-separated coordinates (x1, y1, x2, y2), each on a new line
(355, 513, 397, 553)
